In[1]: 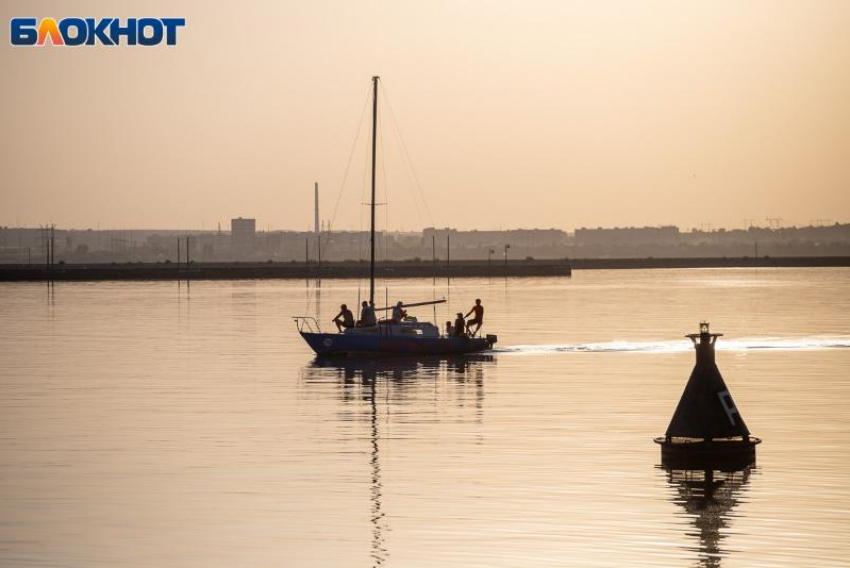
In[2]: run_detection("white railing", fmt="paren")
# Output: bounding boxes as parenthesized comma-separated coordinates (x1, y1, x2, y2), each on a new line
(293, 316, 321, 334)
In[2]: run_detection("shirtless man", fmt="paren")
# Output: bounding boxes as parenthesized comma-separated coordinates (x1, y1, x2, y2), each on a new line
(465, 299, 484, 336)
(332, 304, 354, 332)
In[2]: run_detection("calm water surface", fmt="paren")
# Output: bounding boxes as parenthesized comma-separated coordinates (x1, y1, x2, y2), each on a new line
(1, 268, 849, 567)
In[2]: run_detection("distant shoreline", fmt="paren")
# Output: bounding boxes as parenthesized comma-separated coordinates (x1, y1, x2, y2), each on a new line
(0, 257, 848, 281)
(570, 256, 850, 269)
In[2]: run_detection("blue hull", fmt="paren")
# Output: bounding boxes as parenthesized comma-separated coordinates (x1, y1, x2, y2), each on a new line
(300, 331, 495, 356)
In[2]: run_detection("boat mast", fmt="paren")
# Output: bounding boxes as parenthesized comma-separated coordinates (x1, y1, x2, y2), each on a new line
(369, 76, 379, 305)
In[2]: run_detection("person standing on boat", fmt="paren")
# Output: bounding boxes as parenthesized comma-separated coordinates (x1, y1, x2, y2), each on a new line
(358, 300, 377, 327)
(465, 299, 484, 336)
(332, 304, 355, 332)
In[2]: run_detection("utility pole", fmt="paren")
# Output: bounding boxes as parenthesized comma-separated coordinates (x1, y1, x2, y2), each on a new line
(504, 244, 511, 271)
(432, 234, 436, 284)
(765, 217, 783, 229)
(446, 233, 450, 269)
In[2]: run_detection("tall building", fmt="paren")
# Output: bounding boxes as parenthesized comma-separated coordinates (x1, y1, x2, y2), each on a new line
(231, 217, 256, 249)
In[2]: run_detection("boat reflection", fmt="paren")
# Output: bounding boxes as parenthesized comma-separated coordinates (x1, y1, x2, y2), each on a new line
(660, 460, 756, 568)
(301, 355, 493, 566)
(304, 354, 492, 408)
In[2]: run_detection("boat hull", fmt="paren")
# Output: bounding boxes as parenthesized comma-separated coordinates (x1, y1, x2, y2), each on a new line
(300, 331, 495, 356)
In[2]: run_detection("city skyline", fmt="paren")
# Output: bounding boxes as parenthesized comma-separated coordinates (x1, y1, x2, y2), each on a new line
(0, 217, 844, 233)
(3, 221, 848, 265)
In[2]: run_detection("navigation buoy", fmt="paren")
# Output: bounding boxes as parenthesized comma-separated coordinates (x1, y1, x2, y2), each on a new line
(654, 322, 761, 469)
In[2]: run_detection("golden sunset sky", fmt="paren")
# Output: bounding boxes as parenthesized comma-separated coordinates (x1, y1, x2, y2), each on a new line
(2, 1, 848, 231)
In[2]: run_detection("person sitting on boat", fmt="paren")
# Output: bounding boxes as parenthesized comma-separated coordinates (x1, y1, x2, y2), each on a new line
(454, 312, 467, 338)
(445, 321, 454, 337)
(391, 301, 407, 323)
(358, 300, 377, 327)
(465, 299, 484, 336)
(332, 304, 355, 332)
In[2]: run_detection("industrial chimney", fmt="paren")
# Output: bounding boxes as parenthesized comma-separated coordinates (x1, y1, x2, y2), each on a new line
(314, 182, 319, 235)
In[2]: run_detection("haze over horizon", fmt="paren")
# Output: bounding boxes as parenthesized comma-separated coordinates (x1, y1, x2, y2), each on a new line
(2, 1, 848, 232)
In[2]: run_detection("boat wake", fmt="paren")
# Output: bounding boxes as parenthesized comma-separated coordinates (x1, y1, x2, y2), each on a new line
(497, 336, 850, 355)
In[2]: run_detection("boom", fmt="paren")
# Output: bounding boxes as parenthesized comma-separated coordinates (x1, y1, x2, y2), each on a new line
(374, 299, 447, 311)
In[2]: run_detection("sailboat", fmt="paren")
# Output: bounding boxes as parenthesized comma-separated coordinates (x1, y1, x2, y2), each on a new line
(295, 76, 497, 356)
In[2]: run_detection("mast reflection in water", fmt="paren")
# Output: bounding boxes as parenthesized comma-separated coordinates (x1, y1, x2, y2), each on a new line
(660, 462, 757, 568)
(301, 355, 491, 566)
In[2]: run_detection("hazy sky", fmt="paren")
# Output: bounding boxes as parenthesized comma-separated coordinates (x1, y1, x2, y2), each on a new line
(2, 1, 848, 231)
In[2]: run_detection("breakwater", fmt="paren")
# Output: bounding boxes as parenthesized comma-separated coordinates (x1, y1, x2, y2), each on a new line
(0, 259, 571, 281)
(1, 257, 848, 282)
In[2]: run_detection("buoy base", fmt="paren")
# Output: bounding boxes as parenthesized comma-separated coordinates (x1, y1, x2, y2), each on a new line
(654, 436, 761, 470)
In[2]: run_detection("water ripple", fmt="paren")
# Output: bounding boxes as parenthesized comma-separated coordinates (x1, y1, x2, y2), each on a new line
(498, 336, 850, 354)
